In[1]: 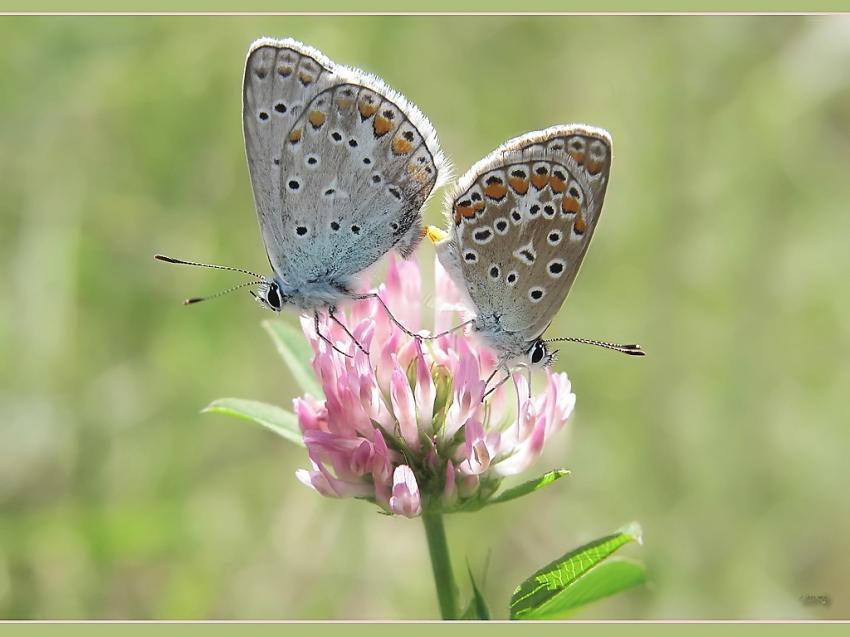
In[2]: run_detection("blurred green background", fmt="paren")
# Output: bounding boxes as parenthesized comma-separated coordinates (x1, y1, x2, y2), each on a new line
(1, 15, 849, 620)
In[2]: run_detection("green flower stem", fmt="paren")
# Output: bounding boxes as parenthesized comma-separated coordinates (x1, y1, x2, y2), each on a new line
(422, 512, 459, 620)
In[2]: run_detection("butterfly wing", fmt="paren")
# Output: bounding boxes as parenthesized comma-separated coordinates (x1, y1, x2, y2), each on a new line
(243, 39, 334, 273)
(243, 38, 447, 290)
(439, 125, 612, 340)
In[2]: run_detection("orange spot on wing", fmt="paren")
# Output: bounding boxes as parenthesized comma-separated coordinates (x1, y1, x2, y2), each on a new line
(585, 159, 603, 175)
(472, 201, 485, 213)
(509, 178, 529, 194)
(359, 101, 378, 119)
(574, 216, 587, 235)
(336, 98, 354, 109)
(530, 174, 549, 190)
(277, 65, 293, 77)
(392, 137, 413, 155)
(308, 111, 326, 129)
(373, 115, 392, 137)
(456, 204, 476, 220)
(298, 72, 314, 85)
(550, 176, 566, 193)
(483, 183, 508, 200)
(288, 128, 302, 143)
(568, 151, 586, 165)
(562, 197, 580, 214)
(454, 210, 463, 225)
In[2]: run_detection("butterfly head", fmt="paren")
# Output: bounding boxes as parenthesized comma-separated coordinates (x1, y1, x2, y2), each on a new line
(251, 280, 288, 312)
(527, 339, 558, 369)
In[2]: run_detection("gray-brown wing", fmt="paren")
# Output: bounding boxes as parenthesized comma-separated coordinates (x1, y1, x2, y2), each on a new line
(243, 38, 336, 275)
(446, 124, 612, 338)
(242, 38, 446, 287)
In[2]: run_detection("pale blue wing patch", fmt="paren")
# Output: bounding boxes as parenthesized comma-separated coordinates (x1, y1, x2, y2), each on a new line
(277, 83, 443, 286)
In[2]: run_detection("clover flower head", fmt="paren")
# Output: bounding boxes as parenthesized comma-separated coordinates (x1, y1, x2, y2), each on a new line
(294, 257, 575, 517)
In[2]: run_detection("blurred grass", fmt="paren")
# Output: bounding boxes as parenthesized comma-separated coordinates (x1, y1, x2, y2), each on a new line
(1, 16, 850, 619)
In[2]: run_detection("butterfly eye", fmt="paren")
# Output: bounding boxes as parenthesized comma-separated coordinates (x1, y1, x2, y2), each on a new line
(266, 285, 282, 310)
(530, 341, 547, 366)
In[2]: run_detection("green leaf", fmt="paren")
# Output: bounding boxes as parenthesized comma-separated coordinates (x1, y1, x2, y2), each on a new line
(451, 469, 570, 513)
(203, 398, 304, 447)
(460, 564, 491, 620)
(518, 559, 646, 619)
(262, 319, 322, 397)
(490, 469, 570, 505)
(510, 522, 643, 620)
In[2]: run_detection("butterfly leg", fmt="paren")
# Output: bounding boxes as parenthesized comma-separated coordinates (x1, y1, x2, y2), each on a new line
(351, 293, 420, 339)
(327, 307, 369, 356)
(419, 319, 475, 341)
(482, 365, 511, 400)
(313, 311, 353, 359)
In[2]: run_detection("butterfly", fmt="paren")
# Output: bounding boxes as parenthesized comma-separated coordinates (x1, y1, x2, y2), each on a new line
(157, 37, 448, 355)
(428, 124, 643, 391)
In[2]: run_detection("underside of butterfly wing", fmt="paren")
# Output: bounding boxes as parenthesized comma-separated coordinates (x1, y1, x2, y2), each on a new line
(442, 125, 612, 347)
(243, 39, 334, 272)
(243, 38, 447, 298)
(278, 83, 444, 285)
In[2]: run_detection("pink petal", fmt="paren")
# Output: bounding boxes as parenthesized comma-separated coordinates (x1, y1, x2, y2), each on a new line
(348, 346, 392, 431)
(299, 314, 319, 350)
(389, 465, 422, 517)
(294, 395, 327, 433)
(397, 335, 420, 372)
(350, 440, 373, 475)
(352, 318, 375, 355)
(375, 328, 402, 393)
(548, 371, 576, 432)
(459, 419, 491, 475)
(295, 468, 336, 497)
(442, 347, 484, 439)
(303, 431, 365, 481)
(371, 431, 393, 485)
(385, 255, 422, 332)
(311, 454, 374, 498)
(492, 409, 549, 477)
(512, 373, 536, 442)
(390, 354, 420, 450)
(371, 431, 393, 506)
(368, 286, 395, 352)
(413, 340, 436, 432)
(349, 288, 378, 326)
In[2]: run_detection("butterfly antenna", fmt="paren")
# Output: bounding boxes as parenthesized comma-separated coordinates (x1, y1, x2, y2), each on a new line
(154, 254, 265, 279)
(184, 280, 265, 305)
(544, 337, 646, 356)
